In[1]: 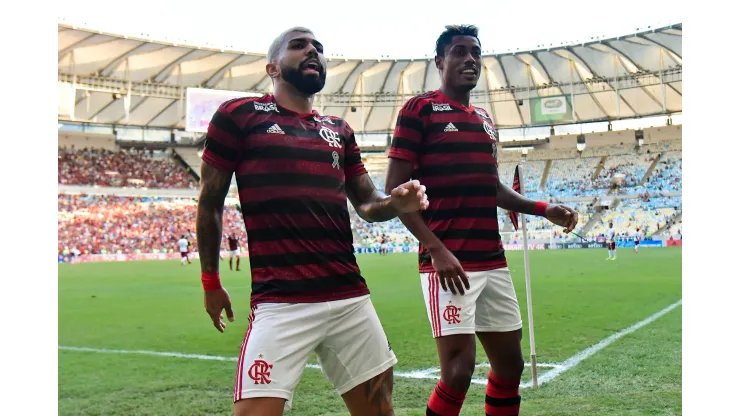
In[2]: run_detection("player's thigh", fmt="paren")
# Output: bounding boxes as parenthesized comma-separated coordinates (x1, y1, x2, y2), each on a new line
(234, 302, 326, 411)
(420, 271, 486, 337)
(315, 295, 397, 398)
(474, 268, 522, 334)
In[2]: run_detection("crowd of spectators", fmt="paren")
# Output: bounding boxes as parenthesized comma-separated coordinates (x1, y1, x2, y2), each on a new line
(58, 143, 683, 255)
(58, 194, 245, 255)
(58, 147, 197, 189)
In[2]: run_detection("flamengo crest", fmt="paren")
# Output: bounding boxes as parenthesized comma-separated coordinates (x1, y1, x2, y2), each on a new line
(319, 126, 342, 148)
(248, 358, 273, 384)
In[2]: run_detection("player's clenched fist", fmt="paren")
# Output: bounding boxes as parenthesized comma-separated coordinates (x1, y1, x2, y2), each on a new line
(390, 179, 430, 213)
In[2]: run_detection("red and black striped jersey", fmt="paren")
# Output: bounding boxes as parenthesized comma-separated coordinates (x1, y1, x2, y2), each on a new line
(388, 90, 507, 273)
(202, 94, 369, 305)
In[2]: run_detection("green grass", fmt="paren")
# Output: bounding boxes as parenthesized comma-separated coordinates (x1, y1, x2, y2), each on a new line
(59, 248, 682, 415)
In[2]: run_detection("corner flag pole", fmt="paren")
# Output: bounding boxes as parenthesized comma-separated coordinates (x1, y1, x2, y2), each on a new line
(518, 163, 539, 388)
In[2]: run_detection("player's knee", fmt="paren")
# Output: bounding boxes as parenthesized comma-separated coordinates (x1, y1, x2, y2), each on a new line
(445, 353, 476, 391)
(495, 351, 524, 379)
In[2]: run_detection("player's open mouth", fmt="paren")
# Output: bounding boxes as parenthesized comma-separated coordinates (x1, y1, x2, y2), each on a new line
(302, 60, 322, 75)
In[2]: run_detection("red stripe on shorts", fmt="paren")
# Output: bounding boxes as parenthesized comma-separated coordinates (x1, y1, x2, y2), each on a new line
(427, 273, 437, 337)
(234, 306, 256, 402)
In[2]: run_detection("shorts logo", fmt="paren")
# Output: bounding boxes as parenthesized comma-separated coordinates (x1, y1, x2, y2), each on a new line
(248, 356, 273, 384)
(319, 126, 342, 148)
(443, 301, 461, 324)
(254, 102, 279, 113)
(432, 103, 453, 111)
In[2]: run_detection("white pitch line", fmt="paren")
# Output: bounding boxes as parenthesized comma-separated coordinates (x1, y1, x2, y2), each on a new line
(59, 300, 679, 390)
(58, 346, 452, 383)
(521, 299, 683, 388)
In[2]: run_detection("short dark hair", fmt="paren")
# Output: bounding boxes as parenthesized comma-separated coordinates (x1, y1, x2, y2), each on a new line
(435, 25, 480, 57)
(267, 26, 314, 63)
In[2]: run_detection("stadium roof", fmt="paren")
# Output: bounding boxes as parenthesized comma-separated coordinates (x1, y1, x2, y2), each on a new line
(58, 23, 681, 132)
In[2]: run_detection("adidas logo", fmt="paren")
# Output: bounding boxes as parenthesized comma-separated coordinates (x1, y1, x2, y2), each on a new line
(266, 124, 284, 134)
(444, 123, 458, 132)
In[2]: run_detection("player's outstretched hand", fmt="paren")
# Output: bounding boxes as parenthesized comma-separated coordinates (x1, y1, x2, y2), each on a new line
(390, 179, 430, 214)
(430, 246, 470, 295)
(545, 204, 579, 233)
(204, 288, 235, 333)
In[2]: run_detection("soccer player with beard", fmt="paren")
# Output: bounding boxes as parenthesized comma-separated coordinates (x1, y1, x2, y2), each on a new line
(385, 25, 579, 416)
(196, 27, 430, 416)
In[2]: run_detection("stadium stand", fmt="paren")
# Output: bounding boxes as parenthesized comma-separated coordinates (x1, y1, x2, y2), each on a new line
(58, 194, 245, 255)
(58, 131, 683, 256)
(58, 147, 197, 189)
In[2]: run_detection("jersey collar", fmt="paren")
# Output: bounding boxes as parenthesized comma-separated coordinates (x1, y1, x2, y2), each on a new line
(266, 94, 320, 119)
(436, 90, 475, 113)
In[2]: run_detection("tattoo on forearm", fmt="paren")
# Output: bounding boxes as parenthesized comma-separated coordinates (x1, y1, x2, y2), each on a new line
(347, 174, 396, 223)
(196, 164, 232, 273)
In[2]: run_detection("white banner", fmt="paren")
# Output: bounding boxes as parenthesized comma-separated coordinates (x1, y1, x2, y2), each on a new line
(186, 88, 262, 133)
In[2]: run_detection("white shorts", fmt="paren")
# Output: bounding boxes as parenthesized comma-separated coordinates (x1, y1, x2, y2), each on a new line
(229, 249, 240, 258)
(420, 268, 522, 337)
(233, 295, 397, 409)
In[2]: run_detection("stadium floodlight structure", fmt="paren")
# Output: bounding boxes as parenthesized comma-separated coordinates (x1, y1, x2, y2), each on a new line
(58, 23, 681, 135)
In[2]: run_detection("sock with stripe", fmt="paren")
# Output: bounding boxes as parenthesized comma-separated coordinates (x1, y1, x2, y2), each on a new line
(426, 379, 466, 416)
(485, 372, 521, 416)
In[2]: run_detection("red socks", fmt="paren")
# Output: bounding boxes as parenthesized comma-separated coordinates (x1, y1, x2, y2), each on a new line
(426, 380, 466, 416)
(485, 372, 521, 416)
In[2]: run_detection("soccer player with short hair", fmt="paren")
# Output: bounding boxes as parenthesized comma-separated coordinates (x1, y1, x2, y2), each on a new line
(606, 222, 617, 260)
(196, 26, 429, 416)
(226, 233, 241, 271)
(385, 25, 579, 416)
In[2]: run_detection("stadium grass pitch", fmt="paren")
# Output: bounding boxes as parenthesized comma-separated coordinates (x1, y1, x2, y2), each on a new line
(59, 248, 681, 415)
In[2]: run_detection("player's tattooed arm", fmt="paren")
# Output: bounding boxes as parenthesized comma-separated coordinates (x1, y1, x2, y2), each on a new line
(346, 173, 428, 223)
(346, 173, 396, 223)
(196, 162, 233, 273)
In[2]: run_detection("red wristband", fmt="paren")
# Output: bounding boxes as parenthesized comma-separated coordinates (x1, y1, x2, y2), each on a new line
(201, 271, 222, 291)
(534, 201, 549, 217)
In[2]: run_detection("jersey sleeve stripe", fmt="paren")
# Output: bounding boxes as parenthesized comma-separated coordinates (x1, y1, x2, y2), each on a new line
(390, 137, 420, 152)
(210, 110, 243, 140)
